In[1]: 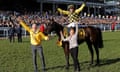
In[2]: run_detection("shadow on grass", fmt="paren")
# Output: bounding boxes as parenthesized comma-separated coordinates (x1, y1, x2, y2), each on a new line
(46, 58, 120, 71)
(99, 58, 120, 66)
(46, 64, 74, 71)
(21, 40, 30, 43)
(104, 38, 120, 42)
(85, 58, 120, 68)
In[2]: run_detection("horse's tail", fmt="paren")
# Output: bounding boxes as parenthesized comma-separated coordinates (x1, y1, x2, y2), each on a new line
(97, 28, 104, 48)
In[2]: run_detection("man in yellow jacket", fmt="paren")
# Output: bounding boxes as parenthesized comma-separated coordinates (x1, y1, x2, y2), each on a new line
(57, 2, 85, 27)
(18, 18, 48, 72)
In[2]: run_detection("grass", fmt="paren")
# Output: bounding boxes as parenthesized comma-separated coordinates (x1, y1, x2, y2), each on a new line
(0, 31, 120, 72)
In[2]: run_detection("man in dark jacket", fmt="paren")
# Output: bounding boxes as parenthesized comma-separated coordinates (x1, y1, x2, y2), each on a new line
(8, 25, 15, 42)
(16, 24, 22, 42)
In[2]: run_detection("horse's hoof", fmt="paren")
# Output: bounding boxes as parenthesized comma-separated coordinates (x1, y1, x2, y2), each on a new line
(89, 63, 93, 66)
(95, 63, 100, 66)
(65, 66, 69, 70)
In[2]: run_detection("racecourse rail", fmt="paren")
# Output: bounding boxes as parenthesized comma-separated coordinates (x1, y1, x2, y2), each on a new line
(0, 23, 120, 38)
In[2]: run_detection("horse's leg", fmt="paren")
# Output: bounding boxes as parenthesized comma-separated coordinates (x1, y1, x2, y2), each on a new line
(93, 44, 100, 65)
(86, 40, 94, 65)
(63, 43, 69, 69)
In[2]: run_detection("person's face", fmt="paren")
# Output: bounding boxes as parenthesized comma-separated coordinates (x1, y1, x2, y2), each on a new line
(70, 28, 75, 36)
(69, 8, 74, 13)
(32, 24, 37, 30)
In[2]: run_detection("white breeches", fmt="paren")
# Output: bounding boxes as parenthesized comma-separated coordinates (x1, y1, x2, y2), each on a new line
(67, 22, 78, 28)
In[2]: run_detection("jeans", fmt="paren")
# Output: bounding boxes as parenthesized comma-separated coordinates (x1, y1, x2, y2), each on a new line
(31, 45, 46, 72)
(70, 47, 80, 71)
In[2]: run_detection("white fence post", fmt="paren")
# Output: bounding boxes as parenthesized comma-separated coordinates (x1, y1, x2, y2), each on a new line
(104, 26, 106, 32)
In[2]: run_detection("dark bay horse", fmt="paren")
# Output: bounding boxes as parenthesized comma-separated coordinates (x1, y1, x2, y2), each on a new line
(46, 20, 104, 69)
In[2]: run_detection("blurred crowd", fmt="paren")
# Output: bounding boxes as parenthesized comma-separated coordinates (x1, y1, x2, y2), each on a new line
(0, 10, 120, 27)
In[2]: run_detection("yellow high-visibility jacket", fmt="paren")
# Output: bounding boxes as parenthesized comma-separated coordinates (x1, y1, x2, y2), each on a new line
(19, 21, 48, 45)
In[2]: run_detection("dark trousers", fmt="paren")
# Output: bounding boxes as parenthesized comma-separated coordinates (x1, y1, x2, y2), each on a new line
(31, 45, 46, 72)
(9, 35, 15, 42)
(70, 47, 80, 71)
(17, 33, 22, 42)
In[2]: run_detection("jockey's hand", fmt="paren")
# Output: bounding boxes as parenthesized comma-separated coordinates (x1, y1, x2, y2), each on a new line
(45, 36, 49, 40)
(47, 37, 49, 40)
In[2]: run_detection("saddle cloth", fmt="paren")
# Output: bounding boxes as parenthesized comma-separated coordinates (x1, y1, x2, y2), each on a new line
(78, 28, 85, 39)
(57, 27, 85, 47)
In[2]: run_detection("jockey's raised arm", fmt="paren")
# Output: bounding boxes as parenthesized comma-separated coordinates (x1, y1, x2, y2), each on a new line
(75, 3, 85, 14)
(57, 2, 86, 27)
(57, 3, 85, 15)
(57, 8, 69, 15)
(19, 21, 31, 33)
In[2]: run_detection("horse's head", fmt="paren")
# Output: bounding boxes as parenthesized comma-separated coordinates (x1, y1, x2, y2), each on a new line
(46, 19, 56, 34)
(46, 19, 63, 36)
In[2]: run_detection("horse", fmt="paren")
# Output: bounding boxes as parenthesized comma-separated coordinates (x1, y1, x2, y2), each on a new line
(46, 19, 104, 69)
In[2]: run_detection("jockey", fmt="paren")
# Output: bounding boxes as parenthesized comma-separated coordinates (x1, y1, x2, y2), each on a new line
(57, 2, 85, 46)
(57, 2, 85, 27)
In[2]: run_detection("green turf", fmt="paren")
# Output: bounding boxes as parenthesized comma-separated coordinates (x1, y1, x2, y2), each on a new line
(0, 32, 120, 72)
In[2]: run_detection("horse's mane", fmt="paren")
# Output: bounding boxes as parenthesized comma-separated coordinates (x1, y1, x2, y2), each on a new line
(49, 18, 64, 30)
(53, 21, 64, 32)
(54, 21, 63, 29)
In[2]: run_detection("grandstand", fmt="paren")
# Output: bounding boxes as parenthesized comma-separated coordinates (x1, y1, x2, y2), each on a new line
(105, 1, 120, 15)
(38, 0, 105, 15)
(37, 0, 120, 16)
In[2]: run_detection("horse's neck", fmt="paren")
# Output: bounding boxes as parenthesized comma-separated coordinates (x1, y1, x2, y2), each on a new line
(55, 23, 63, 40)
(56, 30, 61, 40)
